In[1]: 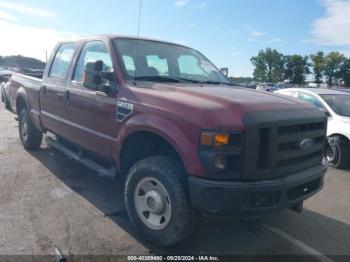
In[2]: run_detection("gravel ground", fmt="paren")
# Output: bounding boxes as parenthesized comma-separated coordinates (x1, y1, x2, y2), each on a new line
(1, 104, 350, 261)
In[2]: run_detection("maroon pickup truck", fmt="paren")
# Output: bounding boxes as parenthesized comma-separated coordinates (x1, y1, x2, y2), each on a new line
(9, 35, 327, 246)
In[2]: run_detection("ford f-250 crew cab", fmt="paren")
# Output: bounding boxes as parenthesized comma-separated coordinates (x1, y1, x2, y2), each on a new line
(9, 35, 327, 246)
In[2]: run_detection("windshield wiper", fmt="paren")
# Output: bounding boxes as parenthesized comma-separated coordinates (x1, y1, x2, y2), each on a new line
(133, 75, 234, 86)
(134, 75, 205, 84)
(134, 75, 181, 82)
(199, 80, 235, 86)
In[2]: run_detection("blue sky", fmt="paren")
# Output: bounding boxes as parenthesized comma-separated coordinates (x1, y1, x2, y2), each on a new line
(1, 0, 350, 76)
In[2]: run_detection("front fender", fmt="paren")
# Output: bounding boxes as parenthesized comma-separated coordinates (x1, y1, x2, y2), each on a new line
(113, 113, 204, 176)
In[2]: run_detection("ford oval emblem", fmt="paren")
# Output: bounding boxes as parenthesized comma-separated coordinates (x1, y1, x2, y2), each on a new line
(300, 139, 314, 150)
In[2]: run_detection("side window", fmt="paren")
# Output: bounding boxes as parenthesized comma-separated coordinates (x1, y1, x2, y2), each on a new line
(49, 42, 77, 78)
(146, 55, 169, 76)
(122, 55, 136, 77)
(298, 92, 324, 109)
(73, 41, 113, 83)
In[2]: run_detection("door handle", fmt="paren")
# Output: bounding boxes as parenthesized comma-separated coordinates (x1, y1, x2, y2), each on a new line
(57, 90, 70, 101)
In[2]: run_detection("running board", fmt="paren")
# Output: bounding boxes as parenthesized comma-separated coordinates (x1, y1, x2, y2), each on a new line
(46, 137, 117, 179)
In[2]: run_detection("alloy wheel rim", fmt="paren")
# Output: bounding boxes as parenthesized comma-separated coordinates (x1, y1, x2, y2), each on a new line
(326, 145, 337, 163)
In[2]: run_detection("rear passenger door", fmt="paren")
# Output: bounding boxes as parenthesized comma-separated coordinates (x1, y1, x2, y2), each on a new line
(40, 42, 77, 136)
(65, 40, 117, 157)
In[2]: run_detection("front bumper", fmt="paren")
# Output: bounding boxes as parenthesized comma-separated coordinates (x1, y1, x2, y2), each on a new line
(188, 165, 326, 218)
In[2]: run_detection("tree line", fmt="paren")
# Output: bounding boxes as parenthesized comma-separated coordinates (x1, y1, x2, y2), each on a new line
(0, 55, 46, 70)
(251, 48, 350, 87)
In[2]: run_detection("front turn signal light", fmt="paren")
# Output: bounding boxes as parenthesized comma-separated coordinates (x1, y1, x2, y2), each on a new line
(200, 131, 230, 146)
(214, 133, 229, 146)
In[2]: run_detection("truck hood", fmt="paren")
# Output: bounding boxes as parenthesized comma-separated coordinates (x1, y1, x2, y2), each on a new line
(130, 83, 314, 130)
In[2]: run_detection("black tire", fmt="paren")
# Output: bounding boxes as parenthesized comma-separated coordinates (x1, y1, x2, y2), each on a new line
(124, 156, 194, 247)
(327, 136, 350, 169)
(18, 108, 43, 150)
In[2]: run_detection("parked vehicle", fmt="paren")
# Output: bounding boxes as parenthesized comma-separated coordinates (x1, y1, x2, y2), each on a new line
(1, 70, 12, 110)
(275, 88, 350, 169)
(1, 81, 12, 110)
(9, 36, 327, 246)
(256, 83, 278, 92)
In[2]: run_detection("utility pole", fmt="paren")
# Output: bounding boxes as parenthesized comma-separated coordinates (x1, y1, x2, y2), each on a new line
(137, 0, 143, 36)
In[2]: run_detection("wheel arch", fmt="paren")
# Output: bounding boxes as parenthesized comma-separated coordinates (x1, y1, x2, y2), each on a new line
(115, 114, 201, 177)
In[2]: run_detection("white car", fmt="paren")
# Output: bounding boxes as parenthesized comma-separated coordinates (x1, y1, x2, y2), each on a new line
(275, 88, 350, 169)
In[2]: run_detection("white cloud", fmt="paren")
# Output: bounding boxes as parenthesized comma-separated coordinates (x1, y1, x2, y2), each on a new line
(249, 30, 265, 38)
(175, 0, 207, 8)
(311, 0, 350, 47)
(0, 1, 56, 19)
(175, 0, 190, 7)
(189, 23, 197, 27)
(0, 20, 79, 61)
(0, 10, 17, 21)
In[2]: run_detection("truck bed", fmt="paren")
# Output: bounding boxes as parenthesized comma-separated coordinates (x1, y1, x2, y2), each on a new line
(10, 73, 42, 117)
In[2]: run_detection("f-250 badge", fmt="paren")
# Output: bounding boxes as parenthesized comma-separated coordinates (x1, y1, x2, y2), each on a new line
(116, 100, 134, 121)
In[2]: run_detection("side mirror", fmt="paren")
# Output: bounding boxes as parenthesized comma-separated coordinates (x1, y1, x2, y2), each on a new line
(84, 60, 116, 94)
(84, 60, 103, 90)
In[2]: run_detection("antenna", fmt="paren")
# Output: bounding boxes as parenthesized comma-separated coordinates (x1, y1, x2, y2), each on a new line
(137, 0, 143, 36)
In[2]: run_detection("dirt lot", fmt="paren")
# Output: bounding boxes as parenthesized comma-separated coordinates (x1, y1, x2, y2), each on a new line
(1, 104, 350, 261)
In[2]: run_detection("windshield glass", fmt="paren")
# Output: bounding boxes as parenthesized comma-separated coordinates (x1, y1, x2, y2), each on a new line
(113, 38, 229, 84)
(320, 94, 350, 116)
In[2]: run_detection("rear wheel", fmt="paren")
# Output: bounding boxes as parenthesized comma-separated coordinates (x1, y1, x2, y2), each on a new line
(327, 136, 350, 169)
(18, 108, 43, 150)
(124, 156, 194, 247)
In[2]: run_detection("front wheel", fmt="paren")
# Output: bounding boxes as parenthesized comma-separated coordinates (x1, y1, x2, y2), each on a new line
(124, 156, 194, 247)
(18, 108, 43, 150)
(327, 136, 350, 169)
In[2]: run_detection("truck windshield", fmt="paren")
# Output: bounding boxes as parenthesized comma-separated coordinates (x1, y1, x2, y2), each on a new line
(320, 94, 350, 116)
(113, 38, 229, 85)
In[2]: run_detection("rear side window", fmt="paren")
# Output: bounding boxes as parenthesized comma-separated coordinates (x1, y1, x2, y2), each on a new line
(49, 43, 77, 78)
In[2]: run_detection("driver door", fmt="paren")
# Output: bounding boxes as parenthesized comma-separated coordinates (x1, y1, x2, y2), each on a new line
(65, 40, 117, 157)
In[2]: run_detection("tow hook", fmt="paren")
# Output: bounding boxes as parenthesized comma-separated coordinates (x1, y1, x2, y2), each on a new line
(54, 246, 67, 262)
(240, 219, 261, 235)
(290, 201, 303, 214)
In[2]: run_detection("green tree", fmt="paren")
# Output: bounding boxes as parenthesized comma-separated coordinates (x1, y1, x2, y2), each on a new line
(284, 55, 310, 84)
(0, 55, 45, 69)
(324, 52, 344, 86)
(251, 48, 285, 82)
(310, 51, 325, 84)
(339, 57, 350, 87)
